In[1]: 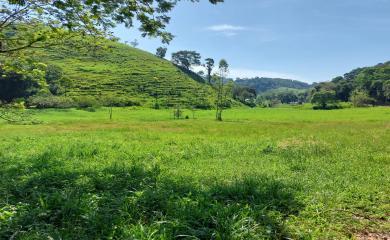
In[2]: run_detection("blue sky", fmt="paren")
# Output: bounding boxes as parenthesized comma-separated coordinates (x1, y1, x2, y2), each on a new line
(113, 0, 390, 83)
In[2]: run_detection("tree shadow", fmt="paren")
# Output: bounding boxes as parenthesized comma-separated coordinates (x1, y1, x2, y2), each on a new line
(0, 155, 303, 239)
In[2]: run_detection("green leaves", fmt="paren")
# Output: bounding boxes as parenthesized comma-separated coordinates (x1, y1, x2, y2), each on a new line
(2, 0, 224, 54)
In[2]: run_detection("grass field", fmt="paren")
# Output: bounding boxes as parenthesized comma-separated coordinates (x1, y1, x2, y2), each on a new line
(0, 107, 389, 239)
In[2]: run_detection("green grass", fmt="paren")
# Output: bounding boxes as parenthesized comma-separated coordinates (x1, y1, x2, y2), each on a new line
(0, 107, 389, 239)
(36, 41, 214, 107)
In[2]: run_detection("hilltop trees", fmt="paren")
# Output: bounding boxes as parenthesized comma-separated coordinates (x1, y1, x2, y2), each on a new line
(204, 58, 215, 84)
(171, 51, 201, 70)
(130, 39, 139, 48)
(312, 62, 390, 106)
(156, 47, 168, 58)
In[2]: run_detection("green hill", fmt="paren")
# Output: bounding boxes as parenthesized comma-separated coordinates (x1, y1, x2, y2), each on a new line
(36, 41, 214, 108)
(235, 77, 311, 93)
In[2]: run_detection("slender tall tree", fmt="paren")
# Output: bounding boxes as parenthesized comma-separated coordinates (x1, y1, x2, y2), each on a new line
(205, 58, 215, 84)
(216, 59, 230, 121)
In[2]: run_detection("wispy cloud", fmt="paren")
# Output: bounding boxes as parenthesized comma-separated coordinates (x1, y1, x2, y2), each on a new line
(205, 24, 248, 37)
(206, 24, 247, 31)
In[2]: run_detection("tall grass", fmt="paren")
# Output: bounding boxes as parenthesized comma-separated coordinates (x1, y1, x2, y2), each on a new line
(0, 107, 389, 239)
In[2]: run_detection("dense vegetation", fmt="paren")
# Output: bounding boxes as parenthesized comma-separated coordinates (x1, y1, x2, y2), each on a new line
(0, 107, 388, 239)
(235, 77, 311, 94)
(312, 62, 390, 106)
(0, 41, 216, 109)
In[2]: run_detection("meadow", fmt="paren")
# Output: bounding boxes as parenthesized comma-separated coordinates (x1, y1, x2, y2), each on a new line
(0, 107, 389, 239)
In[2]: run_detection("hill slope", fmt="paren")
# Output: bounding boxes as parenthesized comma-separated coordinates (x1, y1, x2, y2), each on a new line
(235, 77, 311, 93)
(38, 41, 214, 108)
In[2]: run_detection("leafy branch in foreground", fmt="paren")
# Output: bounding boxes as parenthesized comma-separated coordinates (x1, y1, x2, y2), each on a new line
(0, 0, 223, 54)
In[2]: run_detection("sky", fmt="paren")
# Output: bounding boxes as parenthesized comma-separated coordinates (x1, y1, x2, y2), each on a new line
(113, 0, 390, 83)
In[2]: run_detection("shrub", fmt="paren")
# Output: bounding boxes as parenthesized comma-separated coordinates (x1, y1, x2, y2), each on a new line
(100, 96, 141, 107)
(350, 91, 375, 107)
(311, 90, 338, 109)
(73, 96, 100, 109)
(27, 95, 75, 109)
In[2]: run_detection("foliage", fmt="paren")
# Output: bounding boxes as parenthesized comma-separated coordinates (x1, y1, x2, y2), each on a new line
(235, 77, 311, 93)
(350, 90, 376, 107)
(0, 0, 223, 54)
(204, 58, 215, 84)
(0, 58, 48, 102)
(171, 50, 201, 69)
(311, 90, 338, 109)
(215, 59, 232, 121)
(73, 96, 100, 109)
(156, 47, 168, 58)
(313, 61, 390, 105)
(232, 85, 257, 107)
(27, 95, 75, 109)
(1, 40, 215, 108)
(257, 88, 309, 106)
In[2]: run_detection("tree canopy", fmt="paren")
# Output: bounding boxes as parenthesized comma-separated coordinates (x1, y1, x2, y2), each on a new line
(171, 50, 201, 69)
(312, 61, 390, 105)
(0, 0, 223, 53)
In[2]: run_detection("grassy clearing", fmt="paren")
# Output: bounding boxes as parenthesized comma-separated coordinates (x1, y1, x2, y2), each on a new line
(0, 107, 389, 239)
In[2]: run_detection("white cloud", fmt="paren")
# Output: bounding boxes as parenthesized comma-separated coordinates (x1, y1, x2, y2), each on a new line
(205, 24, 248, 37)
(206, 24, 247, 32)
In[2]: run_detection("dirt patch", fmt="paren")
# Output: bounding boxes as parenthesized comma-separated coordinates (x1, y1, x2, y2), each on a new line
(356, 231, 390, 240)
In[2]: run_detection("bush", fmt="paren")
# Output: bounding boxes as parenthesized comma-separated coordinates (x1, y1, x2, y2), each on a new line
(350, 91, 375, 107)
(73, 96, 100, 109)
(27, 95, 75, 109)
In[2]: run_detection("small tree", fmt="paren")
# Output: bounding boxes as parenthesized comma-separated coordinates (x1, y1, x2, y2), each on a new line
(311, 90, 337, 109)
(130, 39, 139, 48)
(204, 58, 215, 84)
(156, 47, 168, 58)
(215, 59, 232, 121)
(173, 104, 183, 119)
(171, 51, 201, 69)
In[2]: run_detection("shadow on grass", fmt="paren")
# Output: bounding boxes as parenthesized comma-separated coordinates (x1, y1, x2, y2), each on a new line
(0, 155, 303, 239)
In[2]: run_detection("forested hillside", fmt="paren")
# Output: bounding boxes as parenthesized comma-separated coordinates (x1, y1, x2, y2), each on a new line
(312, 61, 390, 105)
(0, 41, 215, 108)
(235, 77, 311, 93)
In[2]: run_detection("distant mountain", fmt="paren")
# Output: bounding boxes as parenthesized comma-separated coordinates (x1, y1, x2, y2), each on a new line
(235, 77, 311, 93)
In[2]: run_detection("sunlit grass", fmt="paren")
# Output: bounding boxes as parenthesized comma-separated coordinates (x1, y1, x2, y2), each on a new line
(0, 107, 389, 239)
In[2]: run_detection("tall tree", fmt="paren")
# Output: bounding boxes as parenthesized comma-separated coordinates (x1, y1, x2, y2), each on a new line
(215, 59, 231, 121)
(204, 58, 215, 84)
(156, 47, 167, 58)
(0, 0, 223, 54)
(171, 51, 201, 70)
